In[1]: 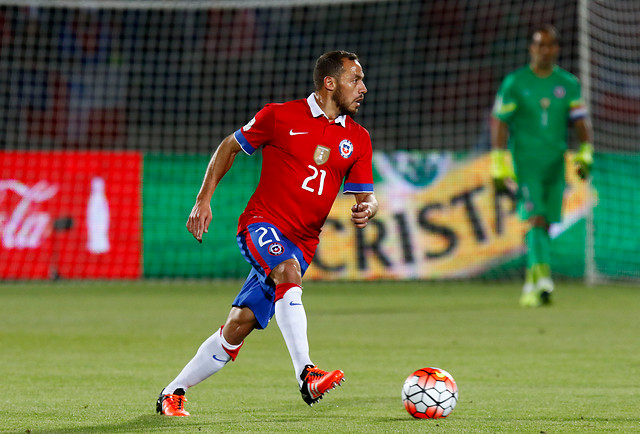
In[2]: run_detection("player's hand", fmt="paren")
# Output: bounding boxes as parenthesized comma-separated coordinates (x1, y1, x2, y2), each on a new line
(493, 176, 517, 194)
(490, 149, 516, 193)
(351, 202, 372, 228)
(573, 142, 594, 180)
(186, 201, 212, 243)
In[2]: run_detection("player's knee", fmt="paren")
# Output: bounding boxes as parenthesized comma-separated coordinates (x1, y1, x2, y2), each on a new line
(223, 307, 257, 344)
(270, 259, 302, 286)
(529, 215, 548, 228)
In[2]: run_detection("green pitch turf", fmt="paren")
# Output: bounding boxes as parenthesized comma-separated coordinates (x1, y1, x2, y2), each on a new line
(1, 280, 638, 433)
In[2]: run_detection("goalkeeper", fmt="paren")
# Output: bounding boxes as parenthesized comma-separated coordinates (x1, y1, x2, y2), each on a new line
(490, 25, 593, 307)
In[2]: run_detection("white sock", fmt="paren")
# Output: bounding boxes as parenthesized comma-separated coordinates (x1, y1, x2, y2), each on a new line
(275, 286, 313, 386)
(162, 327, 231, 394)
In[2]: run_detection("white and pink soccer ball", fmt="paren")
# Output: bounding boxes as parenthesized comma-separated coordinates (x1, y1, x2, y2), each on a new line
(402, 367, 458, 419)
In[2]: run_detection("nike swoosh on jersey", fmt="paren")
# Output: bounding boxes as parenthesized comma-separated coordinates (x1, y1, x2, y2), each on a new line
(289, 301, 303, 306)
(289, 130, 309, 135)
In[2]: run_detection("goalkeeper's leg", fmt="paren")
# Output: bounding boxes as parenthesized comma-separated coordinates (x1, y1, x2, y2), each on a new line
(521, 218, 552, 307)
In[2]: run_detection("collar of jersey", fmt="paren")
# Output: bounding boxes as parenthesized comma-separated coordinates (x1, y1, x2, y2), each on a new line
(307, 93, 347, 127)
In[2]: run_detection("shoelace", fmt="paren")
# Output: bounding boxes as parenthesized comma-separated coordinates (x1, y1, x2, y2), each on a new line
(169, 394, 187, 410)
(306, 367, 327, 379)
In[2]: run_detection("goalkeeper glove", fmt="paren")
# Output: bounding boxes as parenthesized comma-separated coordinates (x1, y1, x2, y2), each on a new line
(490, 149, 516, 192)
(573, 142, 594, 179)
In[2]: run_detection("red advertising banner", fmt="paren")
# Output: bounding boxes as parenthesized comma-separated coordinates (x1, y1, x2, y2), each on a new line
(0, 151, 142, 279)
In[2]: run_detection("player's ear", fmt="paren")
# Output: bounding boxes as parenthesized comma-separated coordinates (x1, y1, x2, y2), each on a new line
(324, 75, 336, 91)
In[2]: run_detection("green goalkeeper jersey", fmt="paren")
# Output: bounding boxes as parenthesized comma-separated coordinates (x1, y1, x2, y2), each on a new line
(492, 65, 586, 166)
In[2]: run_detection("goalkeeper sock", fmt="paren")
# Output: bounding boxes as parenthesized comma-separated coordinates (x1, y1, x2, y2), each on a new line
(533, 263, 552, 280)
(526, 227, 544, 268)
(523, 267, 536, 293)
(527, 227, 552, 265)
(526, 227, 553, 281)
(539, 227, 551, 265)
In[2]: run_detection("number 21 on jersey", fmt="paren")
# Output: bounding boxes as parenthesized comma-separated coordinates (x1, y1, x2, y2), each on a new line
(301, 165, 326, 195)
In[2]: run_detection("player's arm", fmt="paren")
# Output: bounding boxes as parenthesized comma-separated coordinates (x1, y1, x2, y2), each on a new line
(351, 192, 378, 229)
(490, 116, 509, 151)
(186, 134, 242, 242)
(490, 77, 517, 192)
(572, 117, 594, 179)
(489, 117, 516, 192)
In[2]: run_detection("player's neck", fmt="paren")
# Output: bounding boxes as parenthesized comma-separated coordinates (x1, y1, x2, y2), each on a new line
(529, 63, 554, 78)
(313, 92, 340, 121)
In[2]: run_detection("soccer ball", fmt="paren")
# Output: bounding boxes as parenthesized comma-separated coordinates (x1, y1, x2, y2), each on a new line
(402, 367, 458, 419)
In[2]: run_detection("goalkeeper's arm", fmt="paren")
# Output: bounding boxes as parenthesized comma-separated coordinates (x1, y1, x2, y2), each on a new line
(572, 118, 594, 180)
(489, 117, 516, 192)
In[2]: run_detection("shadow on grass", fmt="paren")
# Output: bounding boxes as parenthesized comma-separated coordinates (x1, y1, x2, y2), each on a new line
(29, 414, 215, 433)
(27, 414, 427, 433)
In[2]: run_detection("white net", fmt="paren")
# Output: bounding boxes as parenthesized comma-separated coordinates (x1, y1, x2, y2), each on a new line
(0, 0, 637, 280)
(583, 0, 640, 281)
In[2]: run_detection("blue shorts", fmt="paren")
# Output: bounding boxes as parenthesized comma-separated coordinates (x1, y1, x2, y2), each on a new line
(234, 222, 309, 329)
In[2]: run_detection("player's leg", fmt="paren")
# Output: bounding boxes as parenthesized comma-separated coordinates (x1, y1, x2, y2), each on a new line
(518, 180, 549, 307)
(238, 222, 314, 381)
(270, 259, 344, 405)
(239, 222, 344, 405)
(271, 259, 311, 379)
(534, 171, 565, 302)
(524, 215, 553, 306)
(157, 277, 261, 416)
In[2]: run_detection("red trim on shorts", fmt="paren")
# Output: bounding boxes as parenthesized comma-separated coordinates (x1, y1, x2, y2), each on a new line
(275, 282, 299, 302)
(244, 230, 272, 276)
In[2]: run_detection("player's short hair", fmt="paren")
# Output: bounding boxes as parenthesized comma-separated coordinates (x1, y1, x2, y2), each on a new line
(313, 50, 360, 91)
(530, 24, 560, 45)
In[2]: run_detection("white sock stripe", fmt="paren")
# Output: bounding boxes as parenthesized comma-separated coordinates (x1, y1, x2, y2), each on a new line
(281, 285, 303, 299)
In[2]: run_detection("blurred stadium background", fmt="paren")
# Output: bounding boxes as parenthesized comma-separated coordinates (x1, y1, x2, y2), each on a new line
(0, 0, 638, 282)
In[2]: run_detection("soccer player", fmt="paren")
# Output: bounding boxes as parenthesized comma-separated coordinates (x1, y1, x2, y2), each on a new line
(156, 51, 378, 416)
(490, 25, 594, 307)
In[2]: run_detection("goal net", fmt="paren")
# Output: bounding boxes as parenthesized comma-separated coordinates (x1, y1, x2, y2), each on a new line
(0, 0, 637, 281)
(580, 0, 640, 282)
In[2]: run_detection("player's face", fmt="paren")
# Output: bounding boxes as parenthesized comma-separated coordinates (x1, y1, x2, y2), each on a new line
(333, 59, 367, 116)
(529, 31, 559, 70)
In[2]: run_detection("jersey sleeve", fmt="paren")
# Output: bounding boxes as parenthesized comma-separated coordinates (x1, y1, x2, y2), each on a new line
(343, 129, 374, 194)
(567, 79, 588, 121)
(233, 104, 276, 155)
(492, 74, 518, 123)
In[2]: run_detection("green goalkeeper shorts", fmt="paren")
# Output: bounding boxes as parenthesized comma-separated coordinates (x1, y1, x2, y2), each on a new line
(516, 162, 565, 224)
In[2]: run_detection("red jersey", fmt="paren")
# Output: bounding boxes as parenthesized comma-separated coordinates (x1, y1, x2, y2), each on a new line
(233, 94, 374, 264)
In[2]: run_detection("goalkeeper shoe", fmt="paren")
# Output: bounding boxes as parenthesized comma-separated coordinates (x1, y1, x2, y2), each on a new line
(299, 365, 345, 406)
(520, 288, 552, 308)
(520, 288, 542, 308)
(536, 277, 554, 305)
(156, 389, 190, 417)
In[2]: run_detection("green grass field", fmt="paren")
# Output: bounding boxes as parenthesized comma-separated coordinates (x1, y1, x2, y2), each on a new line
(1, 280, 638, 433)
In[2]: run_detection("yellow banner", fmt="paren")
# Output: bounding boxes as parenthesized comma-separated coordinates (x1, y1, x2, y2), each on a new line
(307, 152, 592, 280)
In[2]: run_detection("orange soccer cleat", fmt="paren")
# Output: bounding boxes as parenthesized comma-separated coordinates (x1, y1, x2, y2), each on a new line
(299, 365, 345, 406)
(156, 389, 190, 417)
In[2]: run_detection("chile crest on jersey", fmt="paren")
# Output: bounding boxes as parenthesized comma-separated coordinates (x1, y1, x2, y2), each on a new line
(339, 139, 354, 159)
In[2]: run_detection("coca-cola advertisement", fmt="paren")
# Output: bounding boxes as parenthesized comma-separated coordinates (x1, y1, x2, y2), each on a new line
(0, 151, 141, 279)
